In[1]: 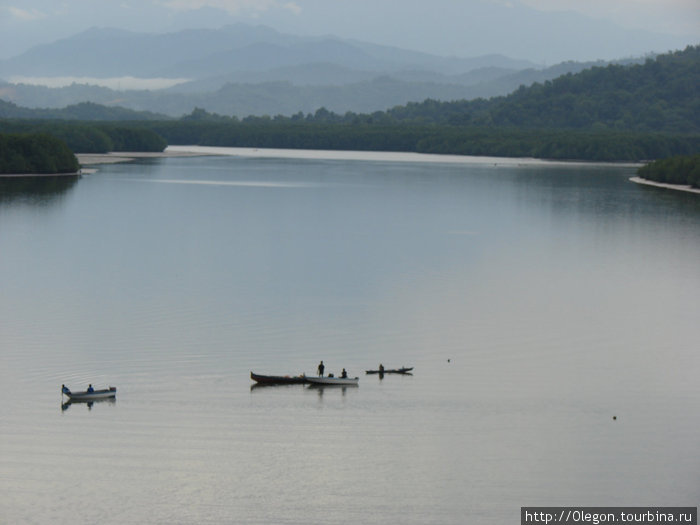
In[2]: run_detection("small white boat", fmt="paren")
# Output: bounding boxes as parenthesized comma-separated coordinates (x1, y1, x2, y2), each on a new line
(62, 385, 116, 400)
(306, 376, 358, 386)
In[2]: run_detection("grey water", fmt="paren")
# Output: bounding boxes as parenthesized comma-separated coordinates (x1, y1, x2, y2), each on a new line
(1, 149, 699, 524)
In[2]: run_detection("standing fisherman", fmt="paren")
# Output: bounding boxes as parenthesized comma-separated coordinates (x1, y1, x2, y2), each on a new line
(317, 360, 325, 377)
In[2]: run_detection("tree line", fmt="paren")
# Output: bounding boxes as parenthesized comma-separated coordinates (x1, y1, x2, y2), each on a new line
(0, 121, 167, 153)
(0, 99, 168, 121)
(637, 155, 700, 188)
(0, 133, 79, 174)
(2, 118, 697, 162)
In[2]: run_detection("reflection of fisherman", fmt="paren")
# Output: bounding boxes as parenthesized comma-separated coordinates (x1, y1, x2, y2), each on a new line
(87, 384, 94, 393)
(317, 361, 325, 377)
(341, 368, 348, 378)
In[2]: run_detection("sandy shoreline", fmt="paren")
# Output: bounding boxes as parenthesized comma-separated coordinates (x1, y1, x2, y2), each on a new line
(629, 176, 700, 195)
(166, 145, 643, 168)
(1, 147, 648, 177)
(0, 149, 209, 177)
(76, 149, 213, 166)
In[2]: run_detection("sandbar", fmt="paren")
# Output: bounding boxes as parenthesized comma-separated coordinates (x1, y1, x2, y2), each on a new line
(629, 176, 700, 195)
(77, 149, 214, 166)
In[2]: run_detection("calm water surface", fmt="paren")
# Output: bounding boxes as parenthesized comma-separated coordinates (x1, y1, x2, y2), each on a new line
(1, 148, 699, 524)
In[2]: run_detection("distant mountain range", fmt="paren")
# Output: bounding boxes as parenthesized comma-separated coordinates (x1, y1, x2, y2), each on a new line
(0, 24, 651, 118)
(0, 25, 536, 80)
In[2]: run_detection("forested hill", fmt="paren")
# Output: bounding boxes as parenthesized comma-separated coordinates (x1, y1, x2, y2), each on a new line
(381, 46, 700, 133)
(0, 100, 168, 121)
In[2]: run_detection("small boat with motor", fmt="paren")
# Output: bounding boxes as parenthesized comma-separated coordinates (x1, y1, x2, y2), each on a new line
(365, 367, 413, 375)
(250, 372, 308, 384)
(62, 384, 116, 400)
(306, 375, 359, 386)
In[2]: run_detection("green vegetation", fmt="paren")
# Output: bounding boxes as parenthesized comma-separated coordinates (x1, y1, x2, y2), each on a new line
(637, 155, 700, 188)
(94, 124, 168, 152)
(377, 46, 700, 133)
(0, 121, 167, 153)
(0, 133, 79, 174)
(0, 100, 169, 121)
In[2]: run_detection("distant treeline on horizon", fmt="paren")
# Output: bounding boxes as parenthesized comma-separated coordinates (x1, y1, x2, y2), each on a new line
(2, 118, 697, 164)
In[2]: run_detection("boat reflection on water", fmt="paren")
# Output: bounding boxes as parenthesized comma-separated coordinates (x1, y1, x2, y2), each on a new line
(250, 382, 307, 392)
(249, 372, 308, 391)
(61, 397, 117, 412)
(0, 175, 79, 205)
(307, 383, 358, 398)
(365, 367, 414, 380)
(373, 371, 413, 380)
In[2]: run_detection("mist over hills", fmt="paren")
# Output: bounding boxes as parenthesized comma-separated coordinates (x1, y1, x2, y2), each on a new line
(0, 24, 651, 118)
(0, 25, 536, 80)
(2, 0, 692, 63)
(0, 63, 616, 119)
(4, 46, 696, 134)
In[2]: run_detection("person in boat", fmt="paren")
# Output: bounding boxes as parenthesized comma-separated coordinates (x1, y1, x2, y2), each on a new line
(379, 364, 384, 374)
(317, 360, 325, 377)
(62, 384, 70, 395)
(341, 368, 348, 378)
(87, 384, 94, 393)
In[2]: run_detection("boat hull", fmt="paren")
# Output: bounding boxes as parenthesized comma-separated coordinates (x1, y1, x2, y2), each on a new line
(306, 376, 359, 386)
(365, 367, 413, 374)
(250, 372, 308, 384)
(64, 387, 116, 400)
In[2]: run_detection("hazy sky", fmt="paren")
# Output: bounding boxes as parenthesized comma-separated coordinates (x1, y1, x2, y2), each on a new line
(1, 0, 698, 61)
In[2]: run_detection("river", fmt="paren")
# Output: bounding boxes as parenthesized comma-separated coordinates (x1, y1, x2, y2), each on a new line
(1, 148, 698, 524)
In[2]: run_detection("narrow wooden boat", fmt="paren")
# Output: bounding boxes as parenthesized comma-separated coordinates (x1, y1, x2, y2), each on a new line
(365, 367, 413, 374)
(250, 371, 308, 384)
(62, 385, 116, 400)
(306, 376, 359, 386)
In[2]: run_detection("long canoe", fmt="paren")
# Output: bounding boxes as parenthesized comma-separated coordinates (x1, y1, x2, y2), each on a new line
(306, 376, 358, 386)
(365, 367, 413, 374)
(250, 372, 308, 384)
(62, 386, 116, 400)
